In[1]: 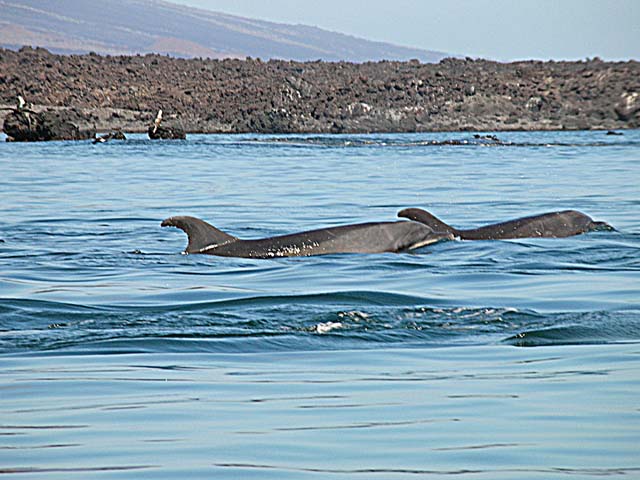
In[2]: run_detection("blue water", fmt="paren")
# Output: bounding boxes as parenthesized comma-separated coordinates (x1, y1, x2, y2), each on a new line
(1, 131, 639, 478)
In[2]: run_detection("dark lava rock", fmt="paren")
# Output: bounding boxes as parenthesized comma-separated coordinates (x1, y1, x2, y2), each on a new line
(1, 48, 639, 133)
(93, 130, 127, 143)
(614, 92, 640, 121)
(3, 109, 94, 141)
(148, 125, 186, 139)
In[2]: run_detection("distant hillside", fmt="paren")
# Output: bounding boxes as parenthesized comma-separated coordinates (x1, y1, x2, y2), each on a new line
(0, 0, 449, 62)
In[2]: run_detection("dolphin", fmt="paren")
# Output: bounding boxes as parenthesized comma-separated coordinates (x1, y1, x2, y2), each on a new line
(397, 208, 612, 240)
(161, 215, 453, 258)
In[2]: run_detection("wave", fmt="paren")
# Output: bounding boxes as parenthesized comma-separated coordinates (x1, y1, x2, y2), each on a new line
(504, 312, 640, 346)
(2, 297, 638, 355)
(240, 135, 640, 149)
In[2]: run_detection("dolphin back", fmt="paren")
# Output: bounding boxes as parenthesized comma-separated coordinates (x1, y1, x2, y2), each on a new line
(460, 210, 602, 239)
(161, 217, 451, 258)
(296, 221, 452, 255)
(397, 208, 611, 239)
(212, 221, 451, 258)
(161, 216, 237, 253)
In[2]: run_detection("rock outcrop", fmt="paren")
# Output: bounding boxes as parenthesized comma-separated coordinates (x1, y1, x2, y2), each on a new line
(148, 125, 186, 139)
(3, 107, 95, 141)
(1, 47, 638, 134)
(93, 130, 126, 143)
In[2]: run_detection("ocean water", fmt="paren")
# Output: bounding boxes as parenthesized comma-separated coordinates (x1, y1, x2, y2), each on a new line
(1, 130, 639, 478)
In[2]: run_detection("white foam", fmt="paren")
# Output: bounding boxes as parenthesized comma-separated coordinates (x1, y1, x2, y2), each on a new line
(315, 322, 343, 334)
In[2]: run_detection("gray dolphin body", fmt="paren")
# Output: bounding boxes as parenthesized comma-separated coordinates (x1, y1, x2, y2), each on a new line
(161, 215, 453, 258)
(397, 208, 612, 240)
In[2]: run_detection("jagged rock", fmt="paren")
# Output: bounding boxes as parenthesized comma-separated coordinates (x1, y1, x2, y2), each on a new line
(148, 125, 186, 139)
(346, 102, 373, 117)
(3, 109, 95, 141)
(614, 92, 640, 121)
(3, 110, 39, 141)
(525, 96, 543, 111)
(1, 48, 638, 133)
(93, 130, 127, 143)
(242, 109, 294, 133)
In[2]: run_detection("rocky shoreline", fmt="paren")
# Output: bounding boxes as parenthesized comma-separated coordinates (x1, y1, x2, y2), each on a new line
(1, 46, 639, 135)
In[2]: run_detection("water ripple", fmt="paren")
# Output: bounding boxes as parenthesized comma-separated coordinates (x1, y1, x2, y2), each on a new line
(2, 296, 639, 353)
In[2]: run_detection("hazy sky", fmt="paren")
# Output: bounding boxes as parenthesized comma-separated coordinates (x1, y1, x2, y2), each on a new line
(170, 0, 639, 61)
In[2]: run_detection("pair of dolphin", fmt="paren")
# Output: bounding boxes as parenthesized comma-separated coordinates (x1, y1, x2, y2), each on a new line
(161, 208, 611, 259)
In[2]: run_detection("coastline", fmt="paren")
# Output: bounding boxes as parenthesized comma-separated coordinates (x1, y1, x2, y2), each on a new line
(1, 47, 639, 134)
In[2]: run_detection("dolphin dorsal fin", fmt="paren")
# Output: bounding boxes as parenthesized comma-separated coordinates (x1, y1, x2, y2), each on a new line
(161, 216, 237, 253)
(397, 208, 457, 235)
